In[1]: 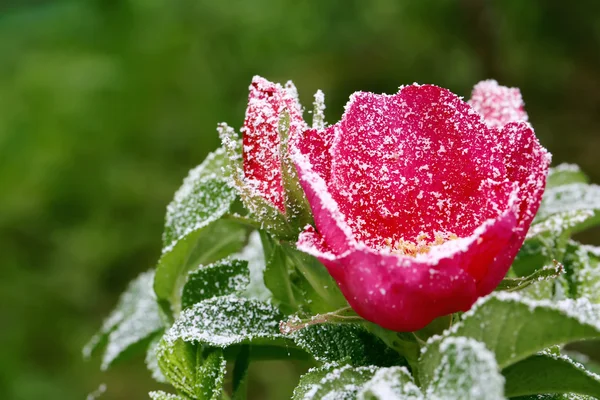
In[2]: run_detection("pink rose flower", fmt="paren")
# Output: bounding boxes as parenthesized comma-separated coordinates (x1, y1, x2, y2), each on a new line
(242, 76, 306, 213)
(290, 82, 550, 332)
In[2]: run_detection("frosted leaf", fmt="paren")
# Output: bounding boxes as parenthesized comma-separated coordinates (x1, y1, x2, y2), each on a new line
(154, 219, 247, 315)
(153, 345, 226, 399)
(292, 323, 405, 367)
(425, 337, 504, 400)
(357, 366, 423, 400)
(564, 241, 600, 303)
(503, 350, 600, 398)
(194, 348, 227, 400)
(420, 292, 600, 386)
(547, 163, 589, 189)
(535, 183, 600, 225)
(233, 230, 271, 301)
(162, 147, 236, 253)
(527, 210, 596, 240)
(83, 271, 164, 370)
(146, 334, 167, 383)
(148, 391, 184, 400)
(181, 259, 250, 309)
(162, 296, 286, 349)
(101, 273, 164, 369)
(292, 364, 379, 400)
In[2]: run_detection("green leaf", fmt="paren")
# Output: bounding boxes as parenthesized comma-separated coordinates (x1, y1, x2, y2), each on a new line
(162, 148, 234, 249)
(155, 219, 247, 316)
(195, 348, 227, 400)
(534, 183, 600, 232)
(292, 364, 379, 400)
(284, 244, 348, 313)
(419, 292, 600, 386)
(528, 211, 597, 243)
(366, 324, 421, 372)
(261, 232, 346, 314)
(233, 231, 271, 301)
(157, 339, 197, 398)
(181, 259, 250, 309)
(263, 238, 300, 311)
(146, 333, 167, 383)
(547, 164, 589, 189)
(563, 241, 600, 303)
(497, 263, 564, 292)
(83, 270, 164, 370)
(292, 323, 406, 367)
(155, 340, 226, 400)
(155, 147, 247, 316)
(162, 296, 289, 349)
(503, 351, 600, 398)
(424, 337, 504, 400)
(357, 366, 423, 400)
(231, 345, 250, 400)
(148, 391, 185, 400)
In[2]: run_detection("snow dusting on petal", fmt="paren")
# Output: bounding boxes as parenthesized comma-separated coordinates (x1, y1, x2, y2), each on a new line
(329, 85, 509, 248)
(242, 76, 306, 212)
(469, 79, 528, 128)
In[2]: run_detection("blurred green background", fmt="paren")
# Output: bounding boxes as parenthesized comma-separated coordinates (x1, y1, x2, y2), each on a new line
(1, 0, 599, 399)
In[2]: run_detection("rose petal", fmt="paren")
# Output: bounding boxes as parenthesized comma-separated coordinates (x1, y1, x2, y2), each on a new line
(242, 76, 305, 212)
(468, 79, 528, 128)
(476, 122, 550, 295)
(292, 140, 356, 255)
(328, 85, 508, 247)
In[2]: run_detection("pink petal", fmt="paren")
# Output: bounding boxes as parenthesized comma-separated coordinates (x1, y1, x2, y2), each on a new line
(291, 136, 356, 255)
(297, 225, 336, 260)
(242, 76, 305, 213)
(468, 80, 528, 129)
(328, 85, 508, 248)
(477, 122, 550, 295)
(320, 196, 518, 332)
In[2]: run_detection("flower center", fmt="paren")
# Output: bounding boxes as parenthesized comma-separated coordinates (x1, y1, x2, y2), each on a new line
(384, 232, 458, 257)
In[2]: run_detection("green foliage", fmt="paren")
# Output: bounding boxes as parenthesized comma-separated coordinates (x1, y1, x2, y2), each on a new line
(231, 345, 251, 400)
(156, 339, 197, 398)
(513, 165, 600, 280)
(357, 366, 422, 400)
(154, 148, 247, 316)
(292, 364, 379, 400)
(181, 259, 250, 309)
(83, 270, 164, 370)
(503, 352, 600, 398)
(261, 232, 346, 315)
(420, 293, 600, 384)
(263, 236, 301, 312)
(424, 337, 504, 400)
(160, 296, 289, 350)
(194, 348, 227, 400)
(292, 323, 405, 367)
(547, 164, 589, 189)
(563, 242, 600, 303)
